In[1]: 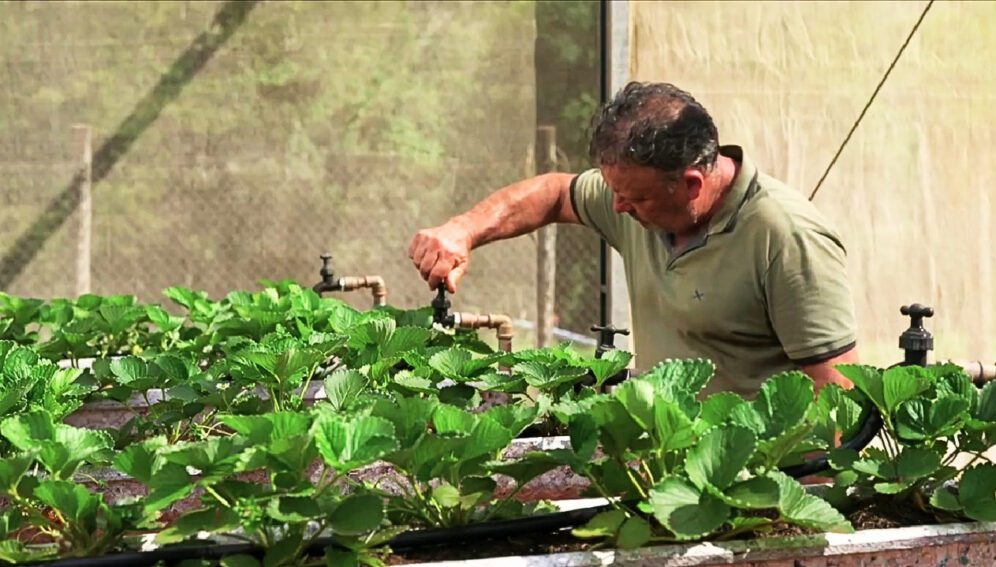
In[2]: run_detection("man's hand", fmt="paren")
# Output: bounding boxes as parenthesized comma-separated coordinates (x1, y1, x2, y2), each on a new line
(407, 173, 579, 293)
(407, 221, 473, 293)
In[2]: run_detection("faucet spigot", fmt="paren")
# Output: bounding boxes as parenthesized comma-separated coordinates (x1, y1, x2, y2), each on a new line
(432, 285, 455, 328)
(899, 303, 933, 367)
(590, 324, 630, 359)
(313, 253, 341, 294)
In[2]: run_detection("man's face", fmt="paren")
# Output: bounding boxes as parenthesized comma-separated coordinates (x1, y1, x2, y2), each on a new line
(601, 164, 701, 234)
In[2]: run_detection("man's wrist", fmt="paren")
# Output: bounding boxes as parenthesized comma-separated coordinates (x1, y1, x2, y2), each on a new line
(447, 214, 481, 250)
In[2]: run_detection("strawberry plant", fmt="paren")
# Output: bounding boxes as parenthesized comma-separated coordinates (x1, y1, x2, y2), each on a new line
(828, 363, 996, 521)
(504, 360, 856, 547)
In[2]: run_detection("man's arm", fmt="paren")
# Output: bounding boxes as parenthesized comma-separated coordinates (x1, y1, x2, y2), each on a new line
(408, 172, 580, 292)
(799, 347, 858, 392)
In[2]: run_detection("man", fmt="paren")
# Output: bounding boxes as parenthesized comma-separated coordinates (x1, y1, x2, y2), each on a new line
(408, 81, 857, 397)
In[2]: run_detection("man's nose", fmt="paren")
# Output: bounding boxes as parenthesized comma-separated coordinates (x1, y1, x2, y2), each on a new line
(612, 195, 630, 214)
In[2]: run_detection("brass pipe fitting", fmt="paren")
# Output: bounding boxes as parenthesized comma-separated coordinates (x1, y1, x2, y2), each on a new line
(454, 312, 514, 353)
(338, 276, 387, 307)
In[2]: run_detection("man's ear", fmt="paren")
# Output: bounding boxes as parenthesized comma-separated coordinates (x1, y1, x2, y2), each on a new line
(681, 168, 705, 199)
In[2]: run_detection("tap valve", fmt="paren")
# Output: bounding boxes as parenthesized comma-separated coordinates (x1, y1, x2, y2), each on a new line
(590, 324, 630, 359)
(899, 303, 933, 367)
(432, 285, 455, 328)
(312, 253, 341, 294)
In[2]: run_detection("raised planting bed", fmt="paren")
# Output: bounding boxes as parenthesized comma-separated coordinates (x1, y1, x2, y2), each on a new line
(397, 520, 996, 566)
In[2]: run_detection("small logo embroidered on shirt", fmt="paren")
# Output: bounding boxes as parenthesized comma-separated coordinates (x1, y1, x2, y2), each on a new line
(693, 289, 705, 301)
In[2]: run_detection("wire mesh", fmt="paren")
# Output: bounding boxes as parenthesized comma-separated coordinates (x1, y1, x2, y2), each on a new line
(0, 0, 603, 344)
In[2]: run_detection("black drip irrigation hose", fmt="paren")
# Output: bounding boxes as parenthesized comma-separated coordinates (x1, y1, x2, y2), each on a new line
(23, 404, 884, 567)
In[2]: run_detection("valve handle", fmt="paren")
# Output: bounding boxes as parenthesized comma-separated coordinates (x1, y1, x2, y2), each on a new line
(432, 285, 453, 327)
(899, 303, 934, 367)
(590, 325, 630, 358)
(319, 253, 335, 279)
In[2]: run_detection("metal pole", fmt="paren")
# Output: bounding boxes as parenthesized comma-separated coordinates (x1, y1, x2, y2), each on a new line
(72, 124, 92, 297)
(536, 125, 557, 347)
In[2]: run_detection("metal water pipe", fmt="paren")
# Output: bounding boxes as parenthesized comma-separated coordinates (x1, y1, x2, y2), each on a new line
(311, 253, 387, 308)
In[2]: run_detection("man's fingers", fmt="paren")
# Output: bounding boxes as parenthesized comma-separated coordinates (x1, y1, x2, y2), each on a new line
(446, 262, 468, 293)
(418, 250, 440, 281)
(428, 258, 456, 292)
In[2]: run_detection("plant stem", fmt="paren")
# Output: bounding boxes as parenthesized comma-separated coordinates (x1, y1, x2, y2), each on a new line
(203, 484, 232, 508)
(623, 463, 648, 500)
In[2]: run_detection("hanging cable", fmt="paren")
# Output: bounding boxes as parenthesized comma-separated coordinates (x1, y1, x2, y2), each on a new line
(809, 0, 934, 201)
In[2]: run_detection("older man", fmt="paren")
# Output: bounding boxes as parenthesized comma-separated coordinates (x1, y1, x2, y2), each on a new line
(408, 82, 857, 397)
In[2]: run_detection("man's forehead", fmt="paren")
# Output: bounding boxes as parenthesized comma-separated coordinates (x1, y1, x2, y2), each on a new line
(601, 164, 670, 194)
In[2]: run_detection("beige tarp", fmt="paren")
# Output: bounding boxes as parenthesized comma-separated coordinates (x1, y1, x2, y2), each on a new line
(629, 0, 995, 367)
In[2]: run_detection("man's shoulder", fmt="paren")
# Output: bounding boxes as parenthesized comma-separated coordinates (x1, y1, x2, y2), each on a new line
(742, 172, 845, 246)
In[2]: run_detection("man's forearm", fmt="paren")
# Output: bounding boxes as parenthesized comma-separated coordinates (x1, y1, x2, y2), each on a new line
(450, 173, 578, 249)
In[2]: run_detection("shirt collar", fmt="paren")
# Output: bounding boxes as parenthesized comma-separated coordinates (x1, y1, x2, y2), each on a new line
(705, 145, 758, 236)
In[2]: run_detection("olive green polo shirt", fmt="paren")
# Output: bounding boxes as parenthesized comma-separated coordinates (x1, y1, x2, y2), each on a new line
(570, 145, 857, 397)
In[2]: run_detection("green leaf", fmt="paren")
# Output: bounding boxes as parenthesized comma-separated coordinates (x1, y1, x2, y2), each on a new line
(2, 410, 56, 448)
(147, 305, 185, 332)
(0, 540, 46, 564)
(392, 372, 436, 394)
(836, 365, 885, 410)
(268, 496, 321, 523)
(828, 448, 859, 471)
(722, 476, 781, 509)
(569, 414, 599, 461)
(649, 477, 730, 539)
(616, 516, 652, 549)
(751, 371, 814, 440)
(465, 414, 514, 461)
(382, 326, 431, 357)
(156, 507, 241, 544)
(113, 438, 165, 484)
(145, 464, 194, 513)
(654, 401, 696, 452)
(488, 452, 569, 486)
(329, 494, 384, 534)
(929, 487, 962, 512)
(433, 404, 476, 435)
(976, 382, 996, 422)
(323, 370, 367, 411)
(882, 365, 931, 412)
(960, 464, 996, 521)
(686, 426, 756, 491)
(110, 356, 150, 385)
(572, 509, 626, 539)
(814, 384, 865, 444)
(896, 447, 942, 480)
(588, 349, 632, 388)
(313, 414, 398, 472)
(33, 480, 101, 525)
(771, 471, 852, 532)
(432, 483, 461, 508)
(429, 347, 472, 379)
(699, 392, 747, 429)
(615, 379, 656, 428)
(643, 358, 715, 396)
(373, 396, 437, 448)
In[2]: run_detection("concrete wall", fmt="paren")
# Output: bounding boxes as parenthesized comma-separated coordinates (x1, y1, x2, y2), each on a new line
(628, 0, 996, 367)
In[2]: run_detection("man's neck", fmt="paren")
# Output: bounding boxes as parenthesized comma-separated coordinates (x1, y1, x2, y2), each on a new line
(671, 155, 740, 245)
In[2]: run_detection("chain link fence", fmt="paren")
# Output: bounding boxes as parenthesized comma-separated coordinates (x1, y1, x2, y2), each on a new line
(0, 0, 602, 346)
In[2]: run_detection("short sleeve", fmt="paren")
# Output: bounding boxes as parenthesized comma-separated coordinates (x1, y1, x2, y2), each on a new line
(765, 229, 858, 364)
(570, 168, 625, 251)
